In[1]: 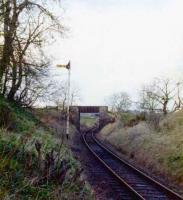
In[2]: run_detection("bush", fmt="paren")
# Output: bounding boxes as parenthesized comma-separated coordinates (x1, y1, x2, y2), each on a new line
(145, 112, 163, 130)
(120, 112, 145, 127)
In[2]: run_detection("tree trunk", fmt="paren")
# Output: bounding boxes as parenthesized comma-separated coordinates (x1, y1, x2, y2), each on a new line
(163, 100, 168, 115)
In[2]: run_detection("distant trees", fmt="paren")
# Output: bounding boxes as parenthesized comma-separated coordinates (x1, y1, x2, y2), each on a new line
(140, 84, 159, 113)
(45, 81, 81, 112)
(0, 0, 63, 106)
(139, 77, 183, 115)
(106, 92, 131, 113)
(104, 77, 183, 117)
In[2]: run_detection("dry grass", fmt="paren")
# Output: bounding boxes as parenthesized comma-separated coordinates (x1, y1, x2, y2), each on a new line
(99, 111, 183, 189)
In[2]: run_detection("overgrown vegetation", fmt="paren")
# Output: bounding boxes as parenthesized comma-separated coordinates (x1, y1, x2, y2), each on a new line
(99, 111, 183, 191)
(0, 96, 93, 199)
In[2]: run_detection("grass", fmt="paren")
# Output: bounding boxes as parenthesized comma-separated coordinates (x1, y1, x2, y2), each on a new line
(99, 111, 183, 190)
(0, 96, 93, 199)
(0, 95, 38, 133)
(80, 115, 98, 128)
(120, 112, 137, 125)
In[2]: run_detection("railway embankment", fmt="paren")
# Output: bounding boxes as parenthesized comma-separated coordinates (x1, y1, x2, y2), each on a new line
(98, 111, 183, 195)
(0, 96, 93, 200)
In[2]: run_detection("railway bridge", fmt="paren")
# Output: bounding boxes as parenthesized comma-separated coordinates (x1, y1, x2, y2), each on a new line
(69, 106, 109, 130)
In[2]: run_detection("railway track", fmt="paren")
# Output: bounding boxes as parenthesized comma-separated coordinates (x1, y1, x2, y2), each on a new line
(82, 129, 183, 200)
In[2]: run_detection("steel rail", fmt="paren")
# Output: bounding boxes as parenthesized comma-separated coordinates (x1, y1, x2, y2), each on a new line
(92, 132, 183, 200)
(82, 128, 183, 200)
(82, 131, 144, 200)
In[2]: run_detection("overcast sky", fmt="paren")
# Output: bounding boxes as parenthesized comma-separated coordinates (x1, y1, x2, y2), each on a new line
(47, 0, 183, 105)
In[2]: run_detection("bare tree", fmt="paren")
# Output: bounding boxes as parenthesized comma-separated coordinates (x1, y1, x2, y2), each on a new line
(172, 82, 183, 111)
(139, 84, 159, 112)
(0, 0, 64, 106)
(106, 92, 131, 113)
(45, 81, 81, 111)
(140, 78, 177, 115)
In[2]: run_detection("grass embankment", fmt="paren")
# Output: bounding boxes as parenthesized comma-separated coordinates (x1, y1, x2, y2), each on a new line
(0, 96, 93, 200)
(99, 111, 183, 190)
(34, 107, 77, 139)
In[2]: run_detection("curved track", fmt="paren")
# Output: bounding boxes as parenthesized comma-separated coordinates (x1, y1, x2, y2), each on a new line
(82, 129, 183, 200)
